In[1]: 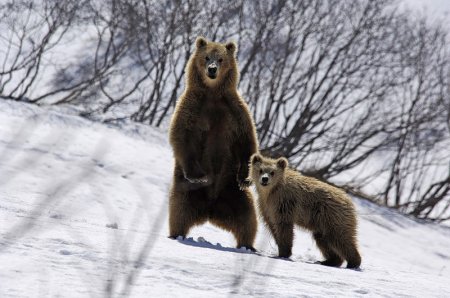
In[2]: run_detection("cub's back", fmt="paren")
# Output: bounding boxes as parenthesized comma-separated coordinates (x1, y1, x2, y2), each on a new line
(281, 169, 356, 230)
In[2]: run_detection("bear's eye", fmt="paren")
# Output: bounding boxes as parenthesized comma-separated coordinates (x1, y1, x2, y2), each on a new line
(259, 169, 263, 174)
(205, 56, 210, 61)
(270, 171, 275, 176)
(218, 58, 223, 63)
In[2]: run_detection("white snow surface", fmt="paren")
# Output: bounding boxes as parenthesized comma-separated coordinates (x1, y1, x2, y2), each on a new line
(0, 100, 449, 298)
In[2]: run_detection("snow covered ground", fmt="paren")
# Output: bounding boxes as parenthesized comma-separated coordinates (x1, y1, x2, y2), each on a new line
(0, 100, 449, 297)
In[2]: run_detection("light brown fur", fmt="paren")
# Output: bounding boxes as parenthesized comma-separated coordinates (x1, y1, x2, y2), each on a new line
(168, 37, 258, 249)
(249, 154, 361, 268)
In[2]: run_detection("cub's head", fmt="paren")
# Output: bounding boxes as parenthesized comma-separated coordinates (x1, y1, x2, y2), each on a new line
(249, 154, 288, 189)
(190, 36, 238, 88)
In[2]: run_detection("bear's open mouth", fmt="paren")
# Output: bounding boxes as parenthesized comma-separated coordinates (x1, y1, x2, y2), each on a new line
(261, 181, 268, 186)
(207, 73, 217, 79)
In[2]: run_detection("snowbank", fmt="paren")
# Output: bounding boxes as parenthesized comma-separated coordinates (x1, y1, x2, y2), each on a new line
(0, 100, 449, 297)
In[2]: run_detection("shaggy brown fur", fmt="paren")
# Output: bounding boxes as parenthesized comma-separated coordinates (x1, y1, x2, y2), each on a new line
(249, 154, 361, 268)
(168, 37, 258, 249)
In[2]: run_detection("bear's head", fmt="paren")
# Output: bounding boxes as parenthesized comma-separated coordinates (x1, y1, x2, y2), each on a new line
(187, 36, 238, 89)
(249, 154, 288, 189)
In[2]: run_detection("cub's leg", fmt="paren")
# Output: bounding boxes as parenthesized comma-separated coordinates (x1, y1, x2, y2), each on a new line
(208, 186, 257, 250)
(313, 232, 344, 267)
(274, 222, 294, 258)
(334, 235, 361, 269)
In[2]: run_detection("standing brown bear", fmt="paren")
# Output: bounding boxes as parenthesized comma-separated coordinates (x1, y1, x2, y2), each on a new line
(249, 154, 361, 268)
(168, 37, 258, 250)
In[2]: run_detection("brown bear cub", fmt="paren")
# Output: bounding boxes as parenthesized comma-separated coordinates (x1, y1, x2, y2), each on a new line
(168, 37, 259, 250)
(249, 154, 361, 268)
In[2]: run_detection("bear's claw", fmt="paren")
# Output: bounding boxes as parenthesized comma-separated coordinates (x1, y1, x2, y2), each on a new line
(185, 176, 209, 184)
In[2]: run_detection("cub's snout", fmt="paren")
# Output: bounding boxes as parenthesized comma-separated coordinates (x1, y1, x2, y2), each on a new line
(260, 174, 269, 186)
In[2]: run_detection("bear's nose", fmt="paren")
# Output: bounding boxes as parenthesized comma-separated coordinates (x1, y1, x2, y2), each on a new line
(261, 177, 268, 183)
(208, 66, 217, 75)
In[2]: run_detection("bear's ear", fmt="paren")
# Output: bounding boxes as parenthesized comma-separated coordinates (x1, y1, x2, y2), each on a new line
(225, 41, 237, 55)
(251, 154, 263, 165)
(196, 36, 208, 49)
(277, 157, 288, 169)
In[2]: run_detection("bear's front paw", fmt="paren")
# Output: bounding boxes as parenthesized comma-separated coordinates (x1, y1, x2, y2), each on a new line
(238, 178, 252, 189)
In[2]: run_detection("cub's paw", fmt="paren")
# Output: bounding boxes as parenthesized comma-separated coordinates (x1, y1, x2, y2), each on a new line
(319, 259, 343, 267)
(278, 248, 292, 258)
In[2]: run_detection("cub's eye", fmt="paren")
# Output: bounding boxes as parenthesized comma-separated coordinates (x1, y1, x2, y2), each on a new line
(259, 169, 263, 174)
(218, 58, 223, 63)
(206, 57, 210, 61)
(270, 171, 275, 176)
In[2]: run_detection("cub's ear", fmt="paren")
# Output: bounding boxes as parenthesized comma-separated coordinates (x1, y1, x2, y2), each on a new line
(225, 41, 237, 55)
(251, 153, 263, 165)
(277, 157, 288, 169)
(196, 36, 208, 49)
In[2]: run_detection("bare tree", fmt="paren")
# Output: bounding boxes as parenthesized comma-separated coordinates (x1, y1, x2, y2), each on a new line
(0, 0, 84, 102)
(0, 0, 449, 221)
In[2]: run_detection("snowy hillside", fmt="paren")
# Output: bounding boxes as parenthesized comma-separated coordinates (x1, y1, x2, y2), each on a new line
(0, 100, 449, 297)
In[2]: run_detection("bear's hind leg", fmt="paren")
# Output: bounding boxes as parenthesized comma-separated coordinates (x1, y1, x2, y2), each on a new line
(234, 219, 258, 251)
(209, 188, 257, 251)
(169, 187, 208, 239)
(313, 232, 344, 267)
(209, 211, 257, 251)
